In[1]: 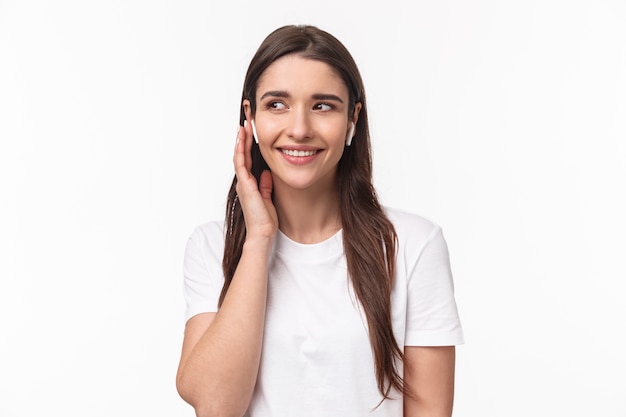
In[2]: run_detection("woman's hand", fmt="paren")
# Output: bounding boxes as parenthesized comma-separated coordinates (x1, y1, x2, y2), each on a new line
(234, 122, 278, 241)
(176, 123, 276, 416)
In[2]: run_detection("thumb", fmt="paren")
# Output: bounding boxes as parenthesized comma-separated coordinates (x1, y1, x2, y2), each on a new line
(259, 170, 273, 201)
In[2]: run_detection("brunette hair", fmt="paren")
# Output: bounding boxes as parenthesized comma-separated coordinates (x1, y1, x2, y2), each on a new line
(220, 25, 406, 400)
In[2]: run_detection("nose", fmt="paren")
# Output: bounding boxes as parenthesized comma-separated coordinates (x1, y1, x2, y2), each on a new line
(285, 108, 313, 141)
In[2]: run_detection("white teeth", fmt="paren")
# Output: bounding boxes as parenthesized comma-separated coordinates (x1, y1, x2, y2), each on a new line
(281, 149, 317, 157)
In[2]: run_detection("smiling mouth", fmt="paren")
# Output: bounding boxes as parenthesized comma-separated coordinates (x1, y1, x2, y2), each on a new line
(280, 149, 319, 157)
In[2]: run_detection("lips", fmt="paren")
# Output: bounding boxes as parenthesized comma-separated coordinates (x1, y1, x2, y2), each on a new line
(277, 146, 322, 165)
(280, 149, 318, 157)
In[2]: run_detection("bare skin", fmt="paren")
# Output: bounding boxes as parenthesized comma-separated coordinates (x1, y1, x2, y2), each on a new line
(404, 346, 456, 417)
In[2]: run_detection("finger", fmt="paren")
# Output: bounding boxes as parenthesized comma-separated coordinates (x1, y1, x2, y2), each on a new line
(259, 170, 273, 201)
(233, 126, 249, 181)
(243, 120, 253, 171)
(234, 125, 242, 152)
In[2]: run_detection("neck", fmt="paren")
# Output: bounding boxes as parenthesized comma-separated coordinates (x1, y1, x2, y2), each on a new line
(273, 181, 342, 244)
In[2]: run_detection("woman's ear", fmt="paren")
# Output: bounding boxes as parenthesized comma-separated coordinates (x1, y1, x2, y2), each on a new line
(345, 122, 356, 146)
(242, 99, 253, 123)
(242, 99, 259, 143)
(352, 102, 362, 126)
(346, 102, 363, 146)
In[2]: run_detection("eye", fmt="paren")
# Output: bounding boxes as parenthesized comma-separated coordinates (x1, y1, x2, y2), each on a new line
(267, 101, 286, 110)
(314, 103, 334, 111)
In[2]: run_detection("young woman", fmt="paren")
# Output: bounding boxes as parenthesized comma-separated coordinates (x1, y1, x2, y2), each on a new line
(176, 25, 464, 417)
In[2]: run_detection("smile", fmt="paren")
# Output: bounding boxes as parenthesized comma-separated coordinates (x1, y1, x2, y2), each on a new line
(280, 149, 318, 157)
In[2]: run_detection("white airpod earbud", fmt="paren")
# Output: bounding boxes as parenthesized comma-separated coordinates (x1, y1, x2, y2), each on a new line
(346, 122, 355, 146)
(250, 119, 259, 144)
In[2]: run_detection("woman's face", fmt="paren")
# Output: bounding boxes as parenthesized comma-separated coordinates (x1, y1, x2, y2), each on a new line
(244, 54, 360, 193)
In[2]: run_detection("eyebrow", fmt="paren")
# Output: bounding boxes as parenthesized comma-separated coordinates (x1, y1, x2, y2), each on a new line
(259, 90, 345, 103)
(312, 93, 344, 103)
(259, 90, 289, 100)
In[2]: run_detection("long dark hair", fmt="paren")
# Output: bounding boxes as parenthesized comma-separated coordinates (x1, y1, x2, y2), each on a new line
(220, 25, 405, 400)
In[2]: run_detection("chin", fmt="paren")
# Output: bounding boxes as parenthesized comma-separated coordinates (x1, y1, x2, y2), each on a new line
(274, 174, 334, 192)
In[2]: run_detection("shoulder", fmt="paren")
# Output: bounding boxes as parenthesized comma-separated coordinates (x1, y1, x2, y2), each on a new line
(189, 220, 225, 242)
(183, 220, 225, 320)
(185, 220, 226, 260)
(383, 206, 442, 242)
(383, 206, 450, 264)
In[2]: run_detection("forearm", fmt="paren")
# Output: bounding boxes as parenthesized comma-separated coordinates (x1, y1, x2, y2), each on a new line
(177, 238, 272, 417)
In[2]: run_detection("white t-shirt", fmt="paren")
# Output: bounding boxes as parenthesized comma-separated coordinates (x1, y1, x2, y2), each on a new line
(183, 206, 464, 416)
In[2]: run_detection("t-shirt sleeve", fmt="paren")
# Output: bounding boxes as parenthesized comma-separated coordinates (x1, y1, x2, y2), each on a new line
(183, 224, 224, 322)
(404, 225, 465, 346)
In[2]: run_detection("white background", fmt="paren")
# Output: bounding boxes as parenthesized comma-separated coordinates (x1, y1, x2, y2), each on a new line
(1, 0, 625, 416)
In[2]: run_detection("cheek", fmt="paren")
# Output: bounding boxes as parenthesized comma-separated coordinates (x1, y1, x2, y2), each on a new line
(254, 119, 282, 145)
(258, 144, 273, 163)
(320, 118, 349, 142)
(255, 138, 279, 170)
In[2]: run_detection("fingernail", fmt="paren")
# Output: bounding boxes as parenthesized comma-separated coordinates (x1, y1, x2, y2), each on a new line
(244, 120, 248, 128)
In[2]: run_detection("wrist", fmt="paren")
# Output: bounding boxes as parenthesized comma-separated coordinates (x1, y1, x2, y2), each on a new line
(242, 236, 275, 256)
